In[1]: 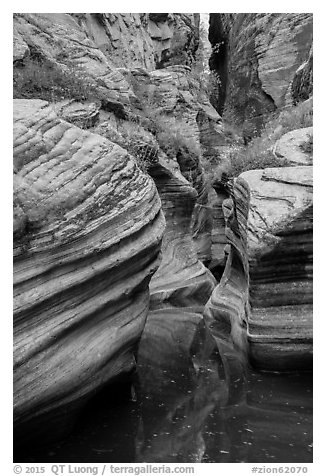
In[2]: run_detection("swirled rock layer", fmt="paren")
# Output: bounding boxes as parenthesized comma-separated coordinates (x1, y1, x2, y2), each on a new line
(149, 163, 216, 307)
(141, 66, 220, 263)
(13, 99, 165, 443)
(13, 13, 221, 266)
(205, 166, 313, 371)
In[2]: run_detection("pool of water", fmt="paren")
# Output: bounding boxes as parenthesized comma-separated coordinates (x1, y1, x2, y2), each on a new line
(14, 309, 312, 463)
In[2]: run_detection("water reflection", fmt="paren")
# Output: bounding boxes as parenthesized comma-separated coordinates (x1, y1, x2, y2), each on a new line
(14, 308, 312, 463)
(136, 309, 312, 463)
(135, 308, 228, 463)
(203, 370, 312, 463)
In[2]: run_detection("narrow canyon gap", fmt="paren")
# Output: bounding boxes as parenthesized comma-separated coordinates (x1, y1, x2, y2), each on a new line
(13, 12, 313, 463)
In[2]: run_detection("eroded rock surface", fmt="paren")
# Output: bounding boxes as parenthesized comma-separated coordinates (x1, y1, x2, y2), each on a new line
(13, 14, 313, 458)
(209, 13, 313, 133)
(79, 13, 199, 70)
(274, 127, 313, 165)
(149, 163, 216, 307)
(13, 99, 165, 441)
(205, 167, 313, 370)
(52, 99, 101, 129)
(292, 45, 313, 105)
(139, 66, 220, 262)
(14, 13, 136, 107)
(13, 12, 221, 267)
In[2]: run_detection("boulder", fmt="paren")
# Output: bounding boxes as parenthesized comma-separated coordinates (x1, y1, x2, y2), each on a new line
(13, 99, 165, 442)
(273, 127, 313, 165)
(52, 99, 101, 128)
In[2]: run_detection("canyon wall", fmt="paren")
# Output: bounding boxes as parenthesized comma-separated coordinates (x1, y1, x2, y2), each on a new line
(209, 13, 313, 135)
(14, 13, 200, 72)
(78, 13, 200, 70)
(13, 12, 313, 447)
(13, 99, 165, 442)
(13, 12, 221, 443)
(14, 13, 220, 263)
(205, 161, 313, 371)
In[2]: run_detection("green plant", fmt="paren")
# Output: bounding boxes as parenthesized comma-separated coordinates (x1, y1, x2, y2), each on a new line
(266, 99, 313, 136)
(212, 99, 313, 179)
(96, 120, 159, 173)
(217, 143, 288, 179)
(122, 127, 159, 172)
(143, 110, 201, 158)
(13, 55, 104, 103)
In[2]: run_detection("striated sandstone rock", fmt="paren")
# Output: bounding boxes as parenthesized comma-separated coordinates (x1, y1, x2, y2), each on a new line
(205, 166, 313, 371)
(149, 163, 216, 307)
(13, 26, 29, 62)
(13, 99, 165, 442)
(126, 64, 220, 263)
(13, 13, 221, 266)
(52, 99, 101, 129)
(208, 185, 229, 277)
(13, 13, 136, 106)
(79, 13, 199, 71)
(148, 66, 220, 263)
(209, 13, 313, 132)
(80, 14, 156, 70)
(292, 45, 313, 105)
(89, 102, 216, 306)
(243, 167, 313, 370)
(273, 127, 313, 165)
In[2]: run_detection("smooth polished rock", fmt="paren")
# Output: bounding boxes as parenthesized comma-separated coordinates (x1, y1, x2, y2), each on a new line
(13, 99, 165, 442)
(205, 166, 313, 371)
(149, 163, 216, 308)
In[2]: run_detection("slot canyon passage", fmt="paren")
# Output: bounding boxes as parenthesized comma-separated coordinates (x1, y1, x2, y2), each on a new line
(13, 13, 313, 463)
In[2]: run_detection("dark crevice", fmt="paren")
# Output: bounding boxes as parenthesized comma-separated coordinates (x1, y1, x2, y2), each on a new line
(208, 14, 229, 115)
